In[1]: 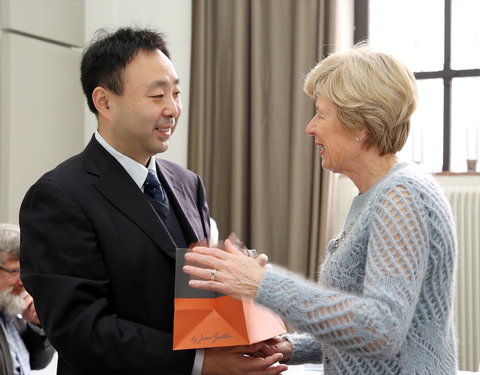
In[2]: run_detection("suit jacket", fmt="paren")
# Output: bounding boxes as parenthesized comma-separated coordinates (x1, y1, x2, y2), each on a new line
(0, 315, 54, 375)
(19, 136, 210, 374)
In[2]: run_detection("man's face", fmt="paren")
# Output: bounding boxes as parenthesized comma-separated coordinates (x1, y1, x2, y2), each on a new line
(0, 255, 25, 316)
(104, 49, 182, 165)
(0, 255, 21, 292)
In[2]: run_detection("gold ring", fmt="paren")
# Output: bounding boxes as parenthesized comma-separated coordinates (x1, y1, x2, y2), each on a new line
(210, 269, 217, 281)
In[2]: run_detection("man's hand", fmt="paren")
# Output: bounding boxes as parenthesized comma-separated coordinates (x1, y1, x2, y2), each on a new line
(21, 291, 41, 326)
(255, 336, 292, 363)
(202, 342, 288, 375)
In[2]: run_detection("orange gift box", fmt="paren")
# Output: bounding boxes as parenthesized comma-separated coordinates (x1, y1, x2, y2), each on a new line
(173, 248, 286, 350)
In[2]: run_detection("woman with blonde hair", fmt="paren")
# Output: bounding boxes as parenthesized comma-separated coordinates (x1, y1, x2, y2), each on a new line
(184, 46, 457, 374)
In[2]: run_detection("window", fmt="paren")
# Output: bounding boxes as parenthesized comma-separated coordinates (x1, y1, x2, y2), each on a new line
(355, 0, 480, 173)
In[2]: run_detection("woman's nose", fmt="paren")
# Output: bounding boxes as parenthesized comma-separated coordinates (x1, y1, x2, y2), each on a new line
(305, 118, 316, 136)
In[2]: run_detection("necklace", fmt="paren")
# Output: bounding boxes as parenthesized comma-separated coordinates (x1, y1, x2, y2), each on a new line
(333, 214, 361, 250)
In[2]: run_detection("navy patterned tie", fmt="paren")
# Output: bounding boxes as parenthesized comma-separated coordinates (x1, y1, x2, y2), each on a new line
(144, 169, 167, 204)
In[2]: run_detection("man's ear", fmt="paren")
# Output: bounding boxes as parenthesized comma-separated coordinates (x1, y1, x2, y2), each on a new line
(92, 87, 113, 119)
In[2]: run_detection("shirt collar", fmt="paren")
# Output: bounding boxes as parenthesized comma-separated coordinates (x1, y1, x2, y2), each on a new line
(94, 130, 159, 190)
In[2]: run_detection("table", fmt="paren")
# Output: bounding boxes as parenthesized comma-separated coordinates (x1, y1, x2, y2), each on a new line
(284, 364, 324, 374)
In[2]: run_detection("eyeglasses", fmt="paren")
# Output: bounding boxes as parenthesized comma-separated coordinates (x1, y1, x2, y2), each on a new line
(0, 265, 21, 276)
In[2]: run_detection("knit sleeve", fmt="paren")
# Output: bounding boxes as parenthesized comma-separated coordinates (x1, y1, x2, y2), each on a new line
(282, 333, 323, 365)
(256, 183, 430, 359)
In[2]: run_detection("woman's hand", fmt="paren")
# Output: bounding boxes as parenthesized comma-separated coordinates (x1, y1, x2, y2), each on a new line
(183, 239, 266, 299)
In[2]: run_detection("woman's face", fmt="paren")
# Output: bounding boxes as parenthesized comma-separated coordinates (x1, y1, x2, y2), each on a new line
(305, 95, 363, 174)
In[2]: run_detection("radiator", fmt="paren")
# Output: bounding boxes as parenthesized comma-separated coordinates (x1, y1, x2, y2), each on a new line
(443, 185, 480, 371)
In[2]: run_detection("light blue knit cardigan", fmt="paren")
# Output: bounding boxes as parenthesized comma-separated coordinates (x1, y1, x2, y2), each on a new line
(256, 163, 458, 374)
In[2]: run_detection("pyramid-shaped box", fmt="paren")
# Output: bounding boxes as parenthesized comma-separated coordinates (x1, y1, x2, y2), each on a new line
(173, 248, 286, 350)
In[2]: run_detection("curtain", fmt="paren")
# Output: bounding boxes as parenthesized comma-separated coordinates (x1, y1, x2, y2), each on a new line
(188, 0, 332, 278)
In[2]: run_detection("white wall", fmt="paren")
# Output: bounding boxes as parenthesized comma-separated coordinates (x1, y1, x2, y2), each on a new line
(84, 0, 192, 167)
(0, 0, 85, 223)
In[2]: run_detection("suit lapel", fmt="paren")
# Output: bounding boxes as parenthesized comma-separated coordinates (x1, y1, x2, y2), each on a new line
(83, 138, 178, 259)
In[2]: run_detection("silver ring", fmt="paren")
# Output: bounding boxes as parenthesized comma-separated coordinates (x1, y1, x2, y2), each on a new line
(210, 269, 217, 281)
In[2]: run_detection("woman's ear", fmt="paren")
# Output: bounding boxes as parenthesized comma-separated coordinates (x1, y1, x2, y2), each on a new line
(354, 129, 368, 142)
(92, 87, 112, 118)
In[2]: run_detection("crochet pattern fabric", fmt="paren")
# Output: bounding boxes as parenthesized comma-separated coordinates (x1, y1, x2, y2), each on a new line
(256, 163, 458, 374)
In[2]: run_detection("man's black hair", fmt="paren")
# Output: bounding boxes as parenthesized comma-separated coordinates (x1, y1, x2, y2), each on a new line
(80, 27, 170, 114)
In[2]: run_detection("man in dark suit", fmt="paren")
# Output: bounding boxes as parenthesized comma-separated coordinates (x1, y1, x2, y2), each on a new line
(0, 223, 54, 374)
(19, 27, 286, 374)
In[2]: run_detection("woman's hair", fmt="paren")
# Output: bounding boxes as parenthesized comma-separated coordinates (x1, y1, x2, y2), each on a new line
(304, 45, 417, 155)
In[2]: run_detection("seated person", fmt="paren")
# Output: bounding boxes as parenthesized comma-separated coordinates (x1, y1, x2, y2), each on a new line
(0, 223, 54, 374)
